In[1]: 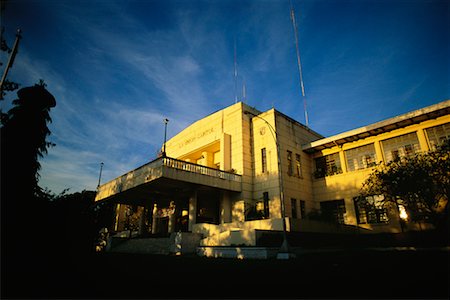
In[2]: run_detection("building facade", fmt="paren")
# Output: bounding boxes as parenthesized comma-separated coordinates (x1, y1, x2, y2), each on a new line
(95, 100, 450, 246)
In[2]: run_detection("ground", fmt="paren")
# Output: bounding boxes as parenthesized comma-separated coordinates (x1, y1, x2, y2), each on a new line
(3, 248, 449, 299)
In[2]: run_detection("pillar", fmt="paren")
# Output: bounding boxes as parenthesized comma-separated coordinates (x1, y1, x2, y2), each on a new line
(374, 140, 384, 164)
(220, 133, 231, 171)
(168, 201, 176, 233)
(416, 128, 430, 152)
(188, 191, 197, 231)
(220, 191, 231, 223)
(138, 206, 146, 236)
(151, 203, 158, 234)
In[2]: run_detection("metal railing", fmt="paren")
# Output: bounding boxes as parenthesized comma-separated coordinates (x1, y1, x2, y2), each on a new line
(97, 156, 241, 199)
(161, 157, 241, 182)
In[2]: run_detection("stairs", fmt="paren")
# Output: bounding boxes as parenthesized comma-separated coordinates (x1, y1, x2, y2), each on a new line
(107, 237, 171, 255)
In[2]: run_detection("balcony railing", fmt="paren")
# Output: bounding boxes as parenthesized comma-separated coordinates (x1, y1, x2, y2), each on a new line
(96, 156, 241, 201)
(161, 157, 241, 182)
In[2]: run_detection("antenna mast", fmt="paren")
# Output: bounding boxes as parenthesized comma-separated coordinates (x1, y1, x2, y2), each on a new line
(234, 39, 238, 104)
(290, 1, 309, 126)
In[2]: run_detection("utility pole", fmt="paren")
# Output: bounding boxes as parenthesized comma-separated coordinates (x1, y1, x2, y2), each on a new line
(0, 28, 22, 100)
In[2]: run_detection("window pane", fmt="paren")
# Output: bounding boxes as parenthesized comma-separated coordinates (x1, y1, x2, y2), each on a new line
(426, 122, 450, 151)
(345, 144, 377, 171)
(295, 154, 302, 177)
(291, 198, 297, 218)
(287, 151, 293, 176)
(261, 148, 267, 173)
(382, 132, 420, 162)
(314, 153, 342, 178)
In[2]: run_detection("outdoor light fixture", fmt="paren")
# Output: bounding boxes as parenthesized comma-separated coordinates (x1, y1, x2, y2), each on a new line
(163, 118, 169, 157)
(244, 111, 292, 259)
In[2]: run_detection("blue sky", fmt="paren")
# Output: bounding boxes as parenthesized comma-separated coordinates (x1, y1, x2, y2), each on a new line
(1, 0, 449, 194)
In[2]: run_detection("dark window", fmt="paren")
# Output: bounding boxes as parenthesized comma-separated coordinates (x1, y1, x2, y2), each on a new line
(354, 195, 389, 224)
(295, 154, 302, 177)
(299, 200, 306, 219)
(261, 148, 267, 173)
(291, 198, 297, 218)
(287, 150, 293, 176)
(314, 153, 342, 178)
(320, 200, 346, 224)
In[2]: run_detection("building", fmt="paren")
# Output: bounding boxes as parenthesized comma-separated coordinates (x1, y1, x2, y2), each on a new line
(95, 99, 450, 249)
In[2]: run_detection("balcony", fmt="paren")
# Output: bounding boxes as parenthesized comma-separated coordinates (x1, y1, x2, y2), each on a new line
(95, 157, 242, 202)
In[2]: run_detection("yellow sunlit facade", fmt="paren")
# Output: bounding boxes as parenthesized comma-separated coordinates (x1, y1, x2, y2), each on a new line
(95, 99, 450, 247)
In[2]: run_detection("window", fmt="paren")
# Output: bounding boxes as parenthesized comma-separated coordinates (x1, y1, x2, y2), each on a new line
(381, 132, 420, 162)
(295, 154, 302, 177)
(261, 148, 267, 173)
(314, 153, 342, 178)
(299, 200, 306, 219)
(345, 144, 377, 171)
(320, 200, 346, 224)
(291, 198, 297, 218)
(263, 192, 270, 218)
(287, 150, 293, 176)
(426, 122, 450, 151)
(353, 195, 389, 224)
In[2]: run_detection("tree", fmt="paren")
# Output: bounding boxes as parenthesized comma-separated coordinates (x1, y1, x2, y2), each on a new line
(1, 82, 56, 259)
(359, 140, 450, 230)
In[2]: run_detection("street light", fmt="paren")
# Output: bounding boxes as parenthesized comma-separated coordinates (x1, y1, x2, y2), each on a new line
(97, 162, 104, 189)
(163, 118, 169, 157)
(244, 111, 293, 259)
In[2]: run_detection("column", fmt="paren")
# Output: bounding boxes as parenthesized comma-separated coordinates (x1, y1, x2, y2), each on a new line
(138, 206, 146, 236)
(416, 128, 430, 152)
(188, 191, 197, 231)
(338, 149, 347, 173)
(220, 191, 231, 223)
(151, 203, 158, 234)
(220, 133, 231, 171)
(374, 140, 384, 164)
(168, 201, 176, 233)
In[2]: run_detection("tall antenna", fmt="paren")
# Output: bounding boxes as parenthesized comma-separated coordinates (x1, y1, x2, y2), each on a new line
(234, 38, 238, 104)
(242, 79, 246, 103)
(290, 0, 309, 127)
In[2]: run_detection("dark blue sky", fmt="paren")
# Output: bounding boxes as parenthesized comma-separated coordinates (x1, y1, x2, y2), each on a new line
(1, 0, 448, 193)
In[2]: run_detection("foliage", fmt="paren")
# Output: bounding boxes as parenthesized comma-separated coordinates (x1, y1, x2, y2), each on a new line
(1, 81, 56, 196)
(360, 140, 450, 228)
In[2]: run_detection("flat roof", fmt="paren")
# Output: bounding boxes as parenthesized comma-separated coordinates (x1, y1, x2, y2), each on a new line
(302, 99, 450, 153)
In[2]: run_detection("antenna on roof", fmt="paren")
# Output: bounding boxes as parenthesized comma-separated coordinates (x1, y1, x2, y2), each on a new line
(290, 0, 309, 127)
(242, 79, 246, 103)
(234, 38, 238, 104)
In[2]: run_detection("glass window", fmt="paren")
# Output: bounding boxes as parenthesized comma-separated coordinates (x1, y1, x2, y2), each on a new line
(354, 195, 389, 224)
(314, 153, 342, 178)
(299, 200, 306, 219)
(261, 148, 267, 173)
(426, 122, 450, 151)
(291, 198, 297, 218)
(320, 200, 346, 224)
(345, 144, 377, 171)
(295, 154, 302, 177)
(287, 150, 293, 176)
(381, 132, 420, 162)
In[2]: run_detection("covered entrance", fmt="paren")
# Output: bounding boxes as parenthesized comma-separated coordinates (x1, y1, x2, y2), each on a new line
(95, 157, 241, 238)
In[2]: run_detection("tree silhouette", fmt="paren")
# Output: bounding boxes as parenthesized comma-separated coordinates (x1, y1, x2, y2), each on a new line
(1, 82, 56, 292)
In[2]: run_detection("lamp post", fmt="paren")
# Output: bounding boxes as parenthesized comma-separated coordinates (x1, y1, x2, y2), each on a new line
(97, 162, 104, 189)
(244, 111, 292, 259)
(163, 118, 169, 157)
